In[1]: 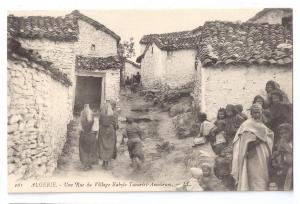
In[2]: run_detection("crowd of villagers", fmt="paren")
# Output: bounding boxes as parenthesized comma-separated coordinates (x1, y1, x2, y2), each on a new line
(194, 80, 293, 191)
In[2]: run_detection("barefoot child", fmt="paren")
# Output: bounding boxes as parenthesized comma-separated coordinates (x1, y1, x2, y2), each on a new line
(123, 118, 145, 170)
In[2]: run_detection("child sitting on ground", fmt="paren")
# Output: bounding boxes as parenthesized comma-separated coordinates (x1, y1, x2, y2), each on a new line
(122, 118, 145, 170)
(210, 120, 227, 155)
(201, 163, 228, 191)
(187, 168, 205, 191)
(193, 112, 215, 147)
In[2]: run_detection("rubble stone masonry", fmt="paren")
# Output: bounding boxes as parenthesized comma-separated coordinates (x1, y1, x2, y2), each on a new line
(7, 58, 73, 179)
(105, 69, 121, 103)
(76, 20, 118, 58)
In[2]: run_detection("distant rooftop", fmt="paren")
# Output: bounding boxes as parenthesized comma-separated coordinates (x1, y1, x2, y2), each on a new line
(248, 8, 292, 22)
(138, 20, 293, 67)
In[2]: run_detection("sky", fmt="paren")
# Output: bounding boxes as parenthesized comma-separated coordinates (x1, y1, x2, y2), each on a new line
(9, 9, 262, 59)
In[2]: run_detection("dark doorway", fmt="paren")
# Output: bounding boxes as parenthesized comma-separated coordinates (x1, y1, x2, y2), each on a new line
(74, 76, 102, 114)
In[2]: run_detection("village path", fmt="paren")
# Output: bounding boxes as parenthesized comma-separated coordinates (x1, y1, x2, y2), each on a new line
(47, 88, 215, 192)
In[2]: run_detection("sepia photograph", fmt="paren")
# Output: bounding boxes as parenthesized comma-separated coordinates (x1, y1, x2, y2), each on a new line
(7, 8, 293, 192)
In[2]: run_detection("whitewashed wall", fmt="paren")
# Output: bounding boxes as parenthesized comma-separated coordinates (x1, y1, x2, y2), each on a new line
(141, 43, 164, 88)
(251, 10, 292, 24)
(8, 58, 72, 179)
(141, 43, 196, 89)
(76, 20, 118, 57)
(124, 62, 140, 79)
(194, 64, 292, 119)
(163, 49, 197, 88)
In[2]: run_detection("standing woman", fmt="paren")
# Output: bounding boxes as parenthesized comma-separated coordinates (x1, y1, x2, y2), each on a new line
(79, 104, 99, 170)
(231, 103, 274, 191)
(98, 100, 117, 170)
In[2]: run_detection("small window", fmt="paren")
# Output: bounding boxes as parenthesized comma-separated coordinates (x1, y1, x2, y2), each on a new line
(151, 46, 153, 53)
(91, 44, 96, 51)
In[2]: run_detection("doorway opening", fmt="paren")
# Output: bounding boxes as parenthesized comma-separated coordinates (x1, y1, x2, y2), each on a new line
(74, 76, 102, 115)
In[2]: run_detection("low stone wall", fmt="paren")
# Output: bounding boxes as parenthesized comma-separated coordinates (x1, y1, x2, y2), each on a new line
(7, 57, 73, 179)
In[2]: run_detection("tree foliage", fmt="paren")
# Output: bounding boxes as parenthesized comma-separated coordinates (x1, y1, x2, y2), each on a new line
(119, 37, 136, 59)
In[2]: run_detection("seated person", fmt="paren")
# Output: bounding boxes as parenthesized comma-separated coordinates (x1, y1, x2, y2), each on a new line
(210, 120, 227, 155)
(186, 167, 205, 191)
(193, 112, 215, 147)
(201, 163, 228, 191)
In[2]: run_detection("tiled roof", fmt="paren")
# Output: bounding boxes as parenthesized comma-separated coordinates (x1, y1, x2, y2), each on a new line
(8, 38, 72, 86)
(125, 59, 140, 68)
(139, 30, 201, 51)
(198, 21, 293, 67)
(8, 10, 121, 42)
(76, 55, 124, 71)
(248, 8, 292, 22)
(8, 15, 79, 41)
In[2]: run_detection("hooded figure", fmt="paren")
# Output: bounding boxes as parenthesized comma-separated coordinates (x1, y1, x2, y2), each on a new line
(265, 80, 290, 106)
(224, 104, 245, 143)
(98, 101, 117, 169)
(252, 95, 271, 126)
(79, 104, 98, 170)
(231, 103, 274, 191)
(268, 90, 293, 140)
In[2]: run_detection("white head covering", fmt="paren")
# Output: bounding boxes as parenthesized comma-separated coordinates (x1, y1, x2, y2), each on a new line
(190, 167, 203, 179)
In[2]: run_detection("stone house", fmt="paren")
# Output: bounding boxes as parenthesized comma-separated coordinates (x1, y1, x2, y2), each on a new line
(193, 21, 293, 119)
(248, 8, 292, 25)
(7, 10, 122, 178)
(8, 10, 122, 112)
(137, 29, 202, 89)
(138, 19, 292, 120)
(122, 59, 140, 83)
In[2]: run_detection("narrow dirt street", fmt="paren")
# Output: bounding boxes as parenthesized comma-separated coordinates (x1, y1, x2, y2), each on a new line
(50, 88, 216, 191)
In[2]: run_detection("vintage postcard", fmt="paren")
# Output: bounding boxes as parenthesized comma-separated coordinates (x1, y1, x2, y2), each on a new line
(7, 8, 293, 192)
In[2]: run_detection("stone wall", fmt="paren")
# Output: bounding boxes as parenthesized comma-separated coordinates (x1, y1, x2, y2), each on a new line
(76, 20, 118, 57)
(18, 39, 76, 76)
(7, 58, 73, 179)
(17, 38, 77, 112)
(105, 69, 121, 103)
(194, 64, 293, 119)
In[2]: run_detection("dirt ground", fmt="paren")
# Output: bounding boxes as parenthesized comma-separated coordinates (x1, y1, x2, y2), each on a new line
(11, 88, 216, 192)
